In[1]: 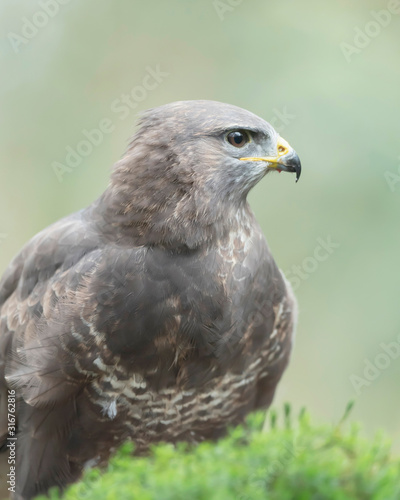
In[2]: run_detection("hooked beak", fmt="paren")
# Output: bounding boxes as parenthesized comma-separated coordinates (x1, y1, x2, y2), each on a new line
(240, 137, 302, 182)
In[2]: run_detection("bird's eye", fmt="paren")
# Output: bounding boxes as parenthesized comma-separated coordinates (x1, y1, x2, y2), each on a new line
(226, 130, 250, 148)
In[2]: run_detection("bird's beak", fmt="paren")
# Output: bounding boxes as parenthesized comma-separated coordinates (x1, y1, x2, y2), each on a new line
(240, 137, 301, 182)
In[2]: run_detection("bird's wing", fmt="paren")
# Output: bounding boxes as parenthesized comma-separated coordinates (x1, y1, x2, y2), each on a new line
(0, 208, 203, 495)
(0, 211, 165, 494)
(0, 211, 103, 438)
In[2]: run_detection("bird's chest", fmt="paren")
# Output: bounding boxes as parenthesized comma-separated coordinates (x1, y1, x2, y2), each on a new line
(86, 324, 287, 455)
(89, 339, 275, 452)
(85, 230, 289, 451)
(88, 292, 290, 456)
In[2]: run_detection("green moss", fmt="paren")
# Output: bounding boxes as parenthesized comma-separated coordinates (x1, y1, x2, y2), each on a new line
(39, 404, 400, 500)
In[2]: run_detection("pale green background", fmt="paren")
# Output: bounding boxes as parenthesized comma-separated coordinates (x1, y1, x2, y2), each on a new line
(1, 0, 399, 448)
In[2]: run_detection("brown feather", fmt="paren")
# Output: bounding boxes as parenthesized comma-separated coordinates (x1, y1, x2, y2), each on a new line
(0, 101, 299, 499)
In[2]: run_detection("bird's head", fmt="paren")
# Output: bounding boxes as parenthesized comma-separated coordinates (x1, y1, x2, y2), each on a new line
(103, 100, 301, 248)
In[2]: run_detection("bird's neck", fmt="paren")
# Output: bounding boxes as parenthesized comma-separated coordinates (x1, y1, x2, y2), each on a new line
(94, 178, 255, 251)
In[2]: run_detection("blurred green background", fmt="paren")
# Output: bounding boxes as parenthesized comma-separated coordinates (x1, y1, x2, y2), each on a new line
(0, 0, 399, 448)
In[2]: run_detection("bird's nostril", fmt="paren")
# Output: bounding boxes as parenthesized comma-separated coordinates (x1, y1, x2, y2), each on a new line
(278, 145, 287, 154)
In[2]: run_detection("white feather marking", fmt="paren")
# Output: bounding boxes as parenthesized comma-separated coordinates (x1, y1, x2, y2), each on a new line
(102, 399, 118, 419)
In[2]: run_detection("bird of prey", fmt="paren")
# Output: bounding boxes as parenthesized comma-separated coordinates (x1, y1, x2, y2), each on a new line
(0, 100, 301, 499)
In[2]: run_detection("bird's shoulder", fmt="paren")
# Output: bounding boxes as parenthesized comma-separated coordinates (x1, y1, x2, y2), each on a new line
(0, 217, 159, 424)
(0, 209, 100, 306)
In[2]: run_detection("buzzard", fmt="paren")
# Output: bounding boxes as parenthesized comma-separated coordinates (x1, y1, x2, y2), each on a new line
(0, 100, 301, 499)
